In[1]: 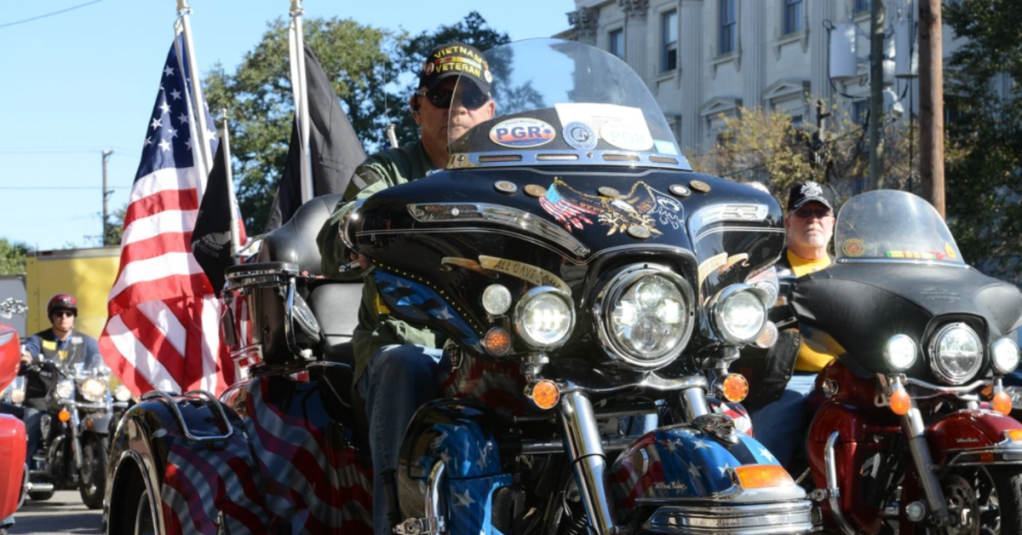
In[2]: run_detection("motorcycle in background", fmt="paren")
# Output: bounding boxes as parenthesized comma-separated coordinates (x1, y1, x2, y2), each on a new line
(787, 190, 1022, 534)
(0, 298, 27, 534)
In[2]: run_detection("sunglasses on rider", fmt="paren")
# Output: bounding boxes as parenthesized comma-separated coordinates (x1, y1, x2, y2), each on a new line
(51, 310, 75, 318)
(415, 88, 489, 110)
(794, 207, 833, 219)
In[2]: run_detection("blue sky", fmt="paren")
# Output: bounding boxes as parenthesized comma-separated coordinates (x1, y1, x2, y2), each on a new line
(0, 0, 574, 251)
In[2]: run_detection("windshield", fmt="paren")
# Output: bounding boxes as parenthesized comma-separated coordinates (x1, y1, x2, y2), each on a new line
(835, 190, 964, 264)
(447, 39, 690, 171)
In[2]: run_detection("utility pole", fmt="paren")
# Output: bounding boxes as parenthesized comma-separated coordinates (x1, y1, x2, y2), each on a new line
(868, 0, 885, 190)
(919, 0, 945, 217)
(102, 149, 114, 245)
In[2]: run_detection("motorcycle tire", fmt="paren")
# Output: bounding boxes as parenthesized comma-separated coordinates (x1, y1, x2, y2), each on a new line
(78, 435, 109, 510)
(987, 466, 1022, 534)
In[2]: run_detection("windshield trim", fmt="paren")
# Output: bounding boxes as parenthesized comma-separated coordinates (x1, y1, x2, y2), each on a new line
(448, 149, 693, 171)
(836, 258, 971, 269)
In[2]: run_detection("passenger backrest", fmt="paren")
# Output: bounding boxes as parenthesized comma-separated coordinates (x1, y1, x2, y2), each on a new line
(258, 193, 347, 276)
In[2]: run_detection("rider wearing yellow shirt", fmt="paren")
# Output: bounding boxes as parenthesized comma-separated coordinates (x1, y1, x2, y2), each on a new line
(751, 181, 835, 467)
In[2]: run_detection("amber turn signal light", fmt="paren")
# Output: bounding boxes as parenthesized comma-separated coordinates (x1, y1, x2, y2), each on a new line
(889, 388, 912, 416)
(993, 391, 1013, 415)
(528, 380, 560, 410)
(1006, 429, 1022, 442)
(482, 327, 512, 358)
(734, 464, 795, 489)
(721, 374, 749, 403)
(58, 409, 71, 422)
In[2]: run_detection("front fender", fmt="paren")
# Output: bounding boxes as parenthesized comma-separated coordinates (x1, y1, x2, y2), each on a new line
(609, 424, 805, 520)
(928, 409, 1022, 466)
(82, 413, 112, 435)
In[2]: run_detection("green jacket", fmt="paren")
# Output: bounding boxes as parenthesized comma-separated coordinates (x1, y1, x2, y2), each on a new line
(316, 140, 444, 381)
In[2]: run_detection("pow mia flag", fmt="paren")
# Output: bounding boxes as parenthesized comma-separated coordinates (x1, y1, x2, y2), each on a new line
(192, 142, 242, 296)
(264, 42, 368, 232)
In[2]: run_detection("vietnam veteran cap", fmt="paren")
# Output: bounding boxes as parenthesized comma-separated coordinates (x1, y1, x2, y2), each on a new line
(419, 42, 492, 94)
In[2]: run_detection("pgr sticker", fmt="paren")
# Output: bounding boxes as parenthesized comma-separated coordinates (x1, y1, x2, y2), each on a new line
(842, 239, 864, 257)
(489, 118, 556, 148)
(600, 123, 653, 151)
(653, 140, 679, 155)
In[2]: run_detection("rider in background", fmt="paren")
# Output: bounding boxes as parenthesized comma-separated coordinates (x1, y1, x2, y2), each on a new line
(19, 293, 101, 466)
(316, 41, 496, 535)
(749, 182, 835, 467)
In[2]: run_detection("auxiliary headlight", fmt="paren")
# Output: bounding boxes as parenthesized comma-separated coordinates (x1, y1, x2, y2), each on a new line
(929, 323, 983, 385)
(594, 265, 695, 370)
(11, 388, 25, 404)
(711, 284, 768, 344)
(514, 287, 575, 350)
(81, 378, 107, 402)
(992, 338, 1020, 375)
(883, 334, 917, 370)
(55, 379, 75, 400)
(114, 384, 133, 402)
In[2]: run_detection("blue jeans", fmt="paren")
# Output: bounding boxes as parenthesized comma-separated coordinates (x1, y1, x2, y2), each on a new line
(750, 372, 817, 468)
(22, 405, 43, 468)
(357, 344, 446, 535)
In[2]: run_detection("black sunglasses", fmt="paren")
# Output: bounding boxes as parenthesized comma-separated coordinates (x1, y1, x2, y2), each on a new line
(52, 310, 75, 318)
(416, 88, 489, 110)
(794, 207, 833, 219)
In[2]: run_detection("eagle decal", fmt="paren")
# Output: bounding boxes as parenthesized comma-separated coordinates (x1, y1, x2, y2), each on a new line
(539, 178, 684, 236)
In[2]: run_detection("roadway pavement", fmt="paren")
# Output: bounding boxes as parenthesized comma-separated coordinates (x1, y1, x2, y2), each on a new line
(7, 490, 102, 534)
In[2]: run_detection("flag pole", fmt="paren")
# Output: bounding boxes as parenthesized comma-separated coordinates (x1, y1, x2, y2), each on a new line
(220, 110, 242, 256)
(176, 0, 215, 194)
(289, 0, 314, 205)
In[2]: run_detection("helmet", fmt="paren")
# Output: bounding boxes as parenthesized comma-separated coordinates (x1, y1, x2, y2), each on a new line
(47, 293, 78, 317)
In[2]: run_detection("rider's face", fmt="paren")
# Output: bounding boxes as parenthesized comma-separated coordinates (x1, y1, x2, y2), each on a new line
(414, 77, 495, 162)
(786, 201, 834, 253)
(50, 309, 75, 333)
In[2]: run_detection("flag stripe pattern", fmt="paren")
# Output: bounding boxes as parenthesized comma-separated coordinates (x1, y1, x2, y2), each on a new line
(99, 36, 234, 397)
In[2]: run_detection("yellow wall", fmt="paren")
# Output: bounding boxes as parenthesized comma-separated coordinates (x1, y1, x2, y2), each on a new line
(25, 248, 120, 339)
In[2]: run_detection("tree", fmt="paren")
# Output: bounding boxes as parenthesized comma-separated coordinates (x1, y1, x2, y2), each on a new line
(205, 17, 399, 232)
(0, 238, 29, 275)
(943, 0, 1022, 283)
(104, 204, 127, 247)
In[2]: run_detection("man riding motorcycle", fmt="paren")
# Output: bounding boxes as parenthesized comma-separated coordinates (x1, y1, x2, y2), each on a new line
(19, 293, 101, 466)
(316, 41, 497, 535)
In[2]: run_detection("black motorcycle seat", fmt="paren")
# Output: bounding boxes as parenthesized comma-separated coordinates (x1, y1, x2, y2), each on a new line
(308, 282, 362, 352)
(258, 193, 346, 276)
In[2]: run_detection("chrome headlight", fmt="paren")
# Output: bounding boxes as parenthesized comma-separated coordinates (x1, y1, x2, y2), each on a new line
(710, 284, 768, 344)
(929, 323, 983, 384)
(595, 265, 695, 370)
(81, 378, 107, 402)
(514, 287, 575, 350)
(883, 334, 918, 370)
(55, 379, 75, 400)
(991, 338, 1020, 375)
(114, 384, 133, 402)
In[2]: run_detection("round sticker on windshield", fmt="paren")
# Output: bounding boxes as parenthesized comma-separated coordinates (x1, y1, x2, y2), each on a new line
(842, 239, 865, 257)
(563, 122, 598, 150)
(599, 123, 653, 151)
(489, 118, 556, 148)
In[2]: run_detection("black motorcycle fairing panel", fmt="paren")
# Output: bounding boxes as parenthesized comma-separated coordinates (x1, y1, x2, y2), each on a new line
(351, 167, 785, 358)
(793, 262, 1022, 378)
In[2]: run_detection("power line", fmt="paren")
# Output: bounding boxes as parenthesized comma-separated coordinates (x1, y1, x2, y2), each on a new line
(0, 0, 104, 29)
(0, 186, 131, 191)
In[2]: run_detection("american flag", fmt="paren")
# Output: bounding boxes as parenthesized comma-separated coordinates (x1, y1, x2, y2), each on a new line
(99, 37, 235, 397)
(539, 184, 595, 232)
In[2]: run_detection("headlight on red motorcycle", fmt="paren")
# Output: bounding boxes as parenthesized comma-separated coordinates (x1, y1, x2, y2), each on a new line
(929, 323, 982, 385)
(81, 378, 107, 402)
(594, 265, 695, 370)
(992, 338, 1020, 375)
(883, 334, 918, 370)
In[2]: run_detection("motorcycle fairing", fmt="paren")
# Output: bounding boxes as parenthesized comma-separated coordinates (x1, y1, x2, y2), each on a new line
(106, 377, 373, 535)
(608, 424, 800, 519)
(927, 409, 1022, 465)
(374, 270, 482, 352)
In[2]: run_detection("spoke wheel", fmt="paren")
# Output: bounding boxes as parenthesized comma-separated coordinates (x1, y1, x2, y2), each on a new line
(933, 467, 1022, 535)
(942, 474, 981, 535)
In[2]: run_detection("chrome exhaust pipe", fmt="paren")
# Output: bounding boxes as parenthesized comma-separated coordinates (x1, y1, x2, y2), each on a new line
(824, 431, 856, 535)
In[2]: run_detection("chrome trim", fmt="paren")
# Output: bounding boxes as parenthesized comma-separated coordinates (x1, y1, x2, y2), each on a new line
(678, 386, 711, 422)
(903, 377, 990, 394)
(560, 373, 708, 396)
(407, 202, 590, 256)
(560, 388, 617, 535)
(708, 284, 769, 345)
(336, 199, 364, 251)
(360, 227, 585, 264)
(513, 287, 576, 351)
(112, 449, 166, 535)
(694, 226, 786, 244)
(138, 390, 233, 442)
(643, 502, 814, 535)
(225, 267, 299, 288)
(900, 406, 951, 524)
(947, 445, 1022, 466)
(520, 434, 639, 455)
(447, 149, 693, 171)
(836, 258, 971, 268)
(929, 322, 983, 385)
(230, 344, 264, 366)
(824, 432, 855, 535)
(593, 264, 696, 370)
(688, 204, 770, 240)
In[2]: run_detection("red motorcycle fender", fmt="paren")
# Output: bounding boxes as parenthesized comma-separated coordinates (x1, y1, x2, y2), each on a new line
(927, 409, 1022, 466)
(0, 414, 26, 520)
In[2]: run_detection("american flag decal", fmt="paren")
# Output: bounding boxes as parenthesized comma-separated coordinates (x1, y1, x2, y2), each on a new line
(539, 183, 596, 232)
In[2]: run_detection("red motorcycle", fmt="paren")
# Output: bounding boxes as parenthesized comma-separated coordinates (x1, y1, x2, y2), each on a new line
(786, 190, 1022, 534)
(0, 299, 27, 534)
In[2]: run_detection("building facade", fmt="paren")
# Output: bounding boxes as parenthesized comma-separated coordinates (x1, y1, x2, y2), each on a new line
(555, 0, 962, 154)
